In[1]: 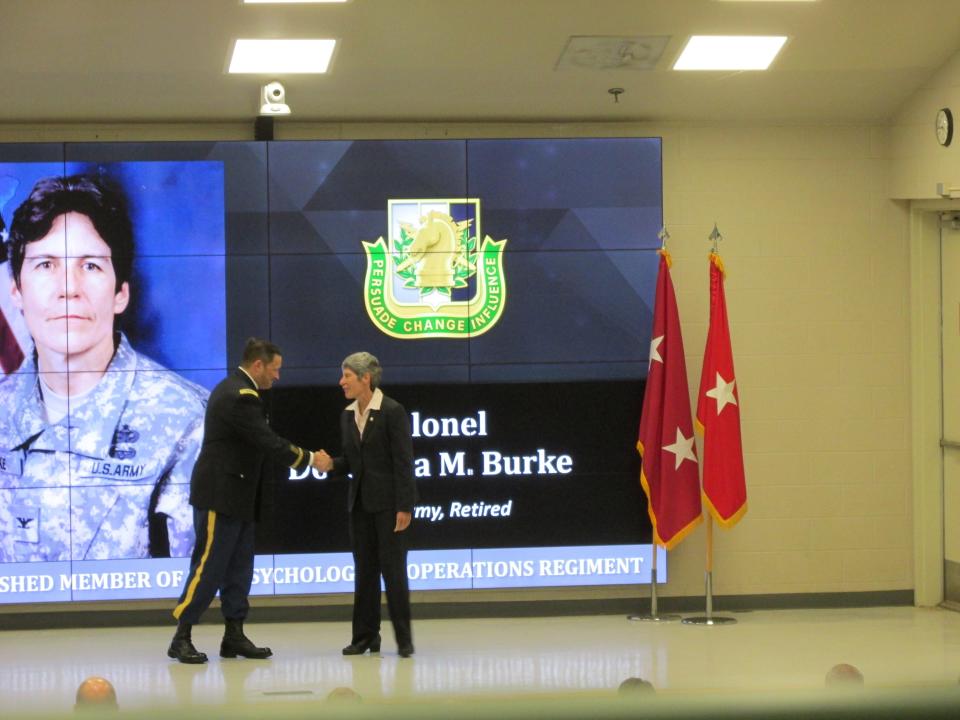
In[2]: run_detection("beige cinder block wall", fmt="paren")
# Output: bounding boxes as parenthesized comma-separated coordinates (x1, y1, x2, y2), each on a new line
(657, 123, 910, 598)
(0, 119, 912, 606)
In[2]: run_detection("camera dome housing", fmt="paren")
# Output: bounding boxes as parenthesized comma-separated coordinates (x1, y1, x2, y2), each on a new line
(260, 81, 290, 115)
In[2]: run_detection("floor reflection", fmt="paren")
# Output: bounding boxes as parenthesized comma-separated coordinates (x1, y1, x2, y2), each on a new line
(1, 608, 959, 713)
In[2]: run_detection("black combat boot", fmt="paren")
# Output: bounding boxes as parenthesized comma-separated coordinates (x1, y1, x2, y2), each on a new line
(167, 622, 208, 664)
(220, 619, 273, 659)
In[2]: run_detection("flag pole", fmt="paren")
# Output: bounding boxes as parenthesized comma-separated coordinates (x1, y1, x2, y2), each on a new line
(629, 226, 681, 623)
(684, 224, 736, 627)
(683, 516, 735, 625)
(628, 543, 680, 622)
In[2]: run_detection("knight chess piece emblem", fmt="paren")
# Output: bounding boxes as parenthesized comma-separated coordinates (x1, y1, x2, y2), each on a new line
(362, 199, 507, 339)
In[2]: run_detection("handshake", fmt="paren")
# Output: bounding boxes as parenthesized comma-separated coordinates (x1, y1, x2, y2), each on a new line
(311, 449, 334, 473)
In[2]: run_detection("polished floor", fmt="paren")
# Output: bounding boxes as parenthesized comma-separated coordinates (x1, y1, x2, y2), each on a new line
(2, 606, 960, 715)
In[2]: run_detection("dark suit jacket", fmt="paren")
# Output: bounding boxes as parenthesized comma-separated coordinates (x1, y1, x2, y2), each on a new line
(332, 393, 417, 513)
(189, 368, 310, 521)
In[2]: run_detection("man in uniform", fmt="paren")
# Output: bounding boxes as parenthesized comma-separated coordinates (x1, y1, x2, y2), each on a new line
(168, 338, 324, 664)
(0, 175, 206, 562)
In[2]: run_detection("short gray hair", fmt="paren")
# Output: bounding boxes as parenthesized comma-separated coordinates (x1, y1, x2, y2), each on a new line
(342, 351, 382, 389)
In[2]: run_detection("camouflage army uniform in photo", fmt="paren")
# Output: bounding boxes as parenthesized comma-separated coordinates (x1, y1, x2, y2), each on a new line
(0, 335, 208, 562)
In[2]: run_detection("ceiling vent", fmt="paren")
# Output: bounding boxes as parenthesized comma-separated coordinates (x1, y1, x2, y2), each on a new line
(555, 36, 670, 71)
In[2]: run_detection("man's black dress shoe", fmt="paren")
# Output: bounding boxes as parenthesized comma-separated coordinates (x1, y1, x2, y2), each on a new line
(398, 644, 414, 658)
(342, 634, 381, 655)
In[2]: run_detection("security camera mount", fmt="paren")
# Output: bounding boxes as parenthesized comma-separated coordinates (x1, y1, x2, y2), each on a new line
(254, 116, 275, 142)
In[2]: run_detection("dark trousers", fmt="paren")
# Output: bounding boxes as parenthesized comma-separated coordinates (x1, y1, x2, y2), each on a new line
(172, 508, 256, 626)
(350, 508, 412, 647)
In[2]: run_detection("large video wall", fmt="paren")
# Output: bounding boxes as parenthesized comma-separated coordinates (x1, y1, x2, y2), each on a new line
(0, 138, 664, 604)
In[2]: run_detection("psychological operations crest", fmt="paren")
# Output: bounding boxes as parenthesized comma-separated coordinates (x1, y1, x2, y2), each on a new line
(362, 199, 507, 339)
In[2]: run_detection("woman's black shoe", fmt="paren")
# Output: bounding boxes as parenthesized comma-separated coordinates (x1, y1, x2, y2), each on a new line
(342, 634, 381, 655)
(398, 644, 414, 658)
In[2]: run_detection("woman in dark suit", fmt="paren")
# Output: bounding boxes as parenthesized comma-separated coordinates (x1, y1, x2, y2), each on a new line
(318, 352, 417, 657)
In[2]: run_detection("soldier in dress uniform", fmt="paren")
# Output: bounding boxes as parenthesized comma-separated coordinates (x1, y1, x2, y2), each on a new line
(168, 338, 325, 664)
(0, 175, 207, 562)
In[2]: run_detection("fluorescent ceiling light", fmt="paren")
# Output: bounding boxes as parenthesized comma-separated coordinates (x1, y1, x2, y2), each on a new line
(673, 35, 787, 71)
(229, 39, 336, 73)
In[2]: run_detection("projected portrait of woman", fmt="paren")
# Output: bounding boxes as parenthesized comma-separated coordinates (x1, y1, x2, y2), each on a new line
(0, 174, 209, 563)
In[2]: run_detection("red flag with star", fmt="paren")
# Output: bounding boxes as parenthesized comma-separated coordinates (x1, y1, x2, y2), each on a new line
(0, 310, 24, 374)
(1, 208, 26, 374)
(637, 249, 702, 550)
(696, 252, 747, 527)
